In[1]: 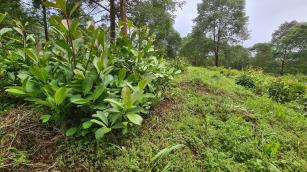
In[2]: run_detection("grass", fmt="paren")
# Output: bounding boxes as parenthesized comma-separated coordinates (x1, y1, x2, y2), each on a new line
(1, 67, 307, 171)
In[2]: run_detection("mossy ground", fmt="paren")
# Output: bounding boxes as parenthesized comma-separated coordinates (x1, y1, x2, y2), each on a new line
(1, 67, 307, 171)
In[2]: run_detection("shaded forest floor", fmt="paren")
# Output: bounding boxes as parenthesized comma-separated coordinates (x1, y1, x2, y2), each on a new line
(1, 67, 307, 171)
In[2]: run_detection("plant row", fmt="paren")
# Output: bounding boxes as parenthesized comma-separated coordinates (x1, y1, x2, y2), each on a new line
(0, 2, 180, 140)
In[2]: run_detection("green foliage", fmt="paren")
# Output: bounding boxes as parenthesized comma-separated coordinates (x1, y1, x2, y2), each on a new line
(235, 75, 256, 89)
(1, 3, 178, 140)
(268, 82, 305, 103)
(167, 57, 188, 72)
(180, 32, 213, 66)
(271, 21, 307, 75)
(194, 0, 249, 66)
(268, 82, 291, 103)
(130, 0, 183, 58)
(223, 45, 249, 69)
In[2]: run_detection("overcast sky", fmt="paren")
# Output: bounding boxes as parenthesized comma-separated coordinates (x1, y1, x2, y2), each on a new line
(174, 0, 307, 47)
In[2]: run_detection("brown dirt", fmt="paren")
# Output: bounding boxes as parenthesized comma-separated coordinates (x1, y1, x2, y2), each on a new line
(179, 80, 212, 95)
(179, 80, 231, 98)
(154, 97, 178, 115)
(0, 106, 63, 171)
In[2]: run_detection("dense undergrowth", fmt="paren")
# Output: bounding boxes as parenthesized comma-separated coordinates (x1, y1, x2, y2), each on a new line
(1, 66, 306, 171)
(0, 2, 180, 142)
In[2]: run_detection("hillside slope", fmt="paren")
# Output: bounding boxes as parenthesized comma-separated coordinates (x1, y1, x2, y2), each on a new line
(1, 67, 307, 171)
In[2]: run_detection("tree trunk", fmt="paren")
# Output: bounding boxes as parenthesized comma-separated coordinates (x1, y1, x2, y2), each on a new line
(120, 0, 128, 36)
(280, 50, 287, 75)
(110, 0, 116, 41)
(280, 60, 285, 75)
(215, 27, 221, 67)
(42, 0, 49, 41)
(212, 22, 220, 67)
(214, 49, 219, 67)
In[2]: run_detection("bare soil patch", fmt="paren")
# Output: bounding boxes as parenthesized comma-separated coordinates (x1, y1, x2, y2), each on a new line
(0, 107, 63, 171)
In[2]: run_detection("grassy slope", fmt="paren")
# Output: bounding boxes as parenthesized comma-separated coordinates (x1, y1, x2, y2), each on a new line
(1, 67, 307, 171)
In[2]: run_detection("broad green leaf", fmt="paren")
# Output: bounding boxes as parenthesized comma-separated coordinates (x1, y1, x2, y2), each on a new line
(127, 113, 143, 125)
(46, 95, 56, 108)
(13, 27, 23, 36)
(93, 111, 109, 126)
(0, 12, 7, 24)
(0, 28, 12, 36)
(25, 98, 54, 109)
(7, 72, 15, 81)
(131, 90, 143, 104)
(5, 87, 26, 96)
(101, 74, 114, 87)
(54, 87, 67, 105)
(40, 115, 51, 123)
(29, 66, 48, 82)
(70, 18, 79, 33)
(24, 79, 39, 94)
(82, 121, 93, 129)
(97, 30, 105, 46)
(90, 119, 107, 127)
(95, 127, 111, 140)
(109, 114, 121, 126)
(93, 57, 104, 72)
(82, 76, 94, 95)
(92, 85, 105, 101)
(55, 40, 72, 54)
(66, 127, 77, 137)
(138, 79, 148, 90)
(105, 99, 123, 108)
(24, 48, 38, 63)
(118, 68, 127, 82)
(127, 106, 143, 114)
(122, 87, 132, 108)
(70, 96, 90, 105)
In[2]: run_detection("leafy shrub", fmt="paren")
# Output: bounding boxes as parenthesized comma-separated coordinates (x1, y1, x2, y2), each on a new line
(0, 1, 178, 140)
(268, 82, 305, 103)
(168, 57, 188, 72)
(235, 75, 256, 89)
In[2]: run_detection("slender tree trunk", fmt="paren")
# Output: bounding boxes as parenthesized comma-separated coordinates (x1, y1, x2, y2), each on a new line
(120, 0, 128, 36)
(214, 49, 219, 67)
(110, 0, 116, 41)
(215, 27, 221, 67)
(280, 60, 285, 75)
(212, 22, 219, 67)
(42, 0, 49, 41)
(280, 50, 287, 75)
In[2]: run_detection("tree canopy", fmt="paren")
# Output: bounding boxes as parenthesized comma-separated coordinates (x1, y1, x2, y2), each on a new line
(193, 0, 249, 66)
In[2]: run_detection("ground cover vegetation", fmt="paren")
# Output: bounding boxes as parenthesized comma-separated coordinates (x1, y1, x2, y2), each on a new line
(1, 66, 306, 171)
